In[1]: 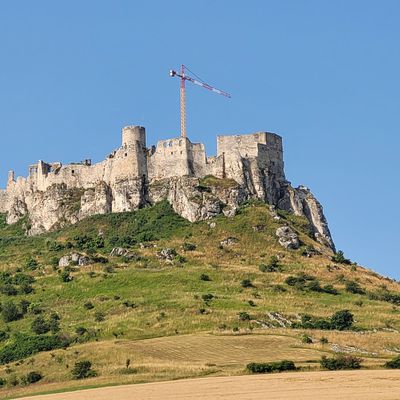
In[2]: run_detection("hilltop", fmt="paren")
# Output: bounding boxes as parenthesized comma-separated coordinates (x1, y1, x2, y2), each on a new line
(0, 200, 399, 398)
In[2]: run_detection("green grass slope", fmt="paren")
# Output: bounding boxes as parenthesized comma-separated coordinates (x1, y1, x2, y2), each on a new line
(0, 200, 399, 397)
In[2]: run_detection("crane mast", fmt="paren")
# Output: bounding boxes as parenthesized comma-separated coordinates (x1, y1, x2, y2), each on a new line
(170, 65, 231, 138)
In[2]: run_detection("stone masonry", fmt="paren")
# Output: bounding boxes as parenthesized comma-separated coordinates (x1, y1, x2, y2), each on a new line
(0, 126, 335, 250)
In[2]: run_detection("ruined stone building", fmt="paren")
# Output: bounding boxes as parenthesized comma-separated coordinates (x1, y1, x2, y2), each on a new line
(0, 126, 334, 249)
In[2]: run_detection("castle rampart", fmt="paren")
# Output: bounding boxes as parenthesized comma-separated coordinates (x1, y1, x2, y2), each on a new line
(1, 127, 285, 195)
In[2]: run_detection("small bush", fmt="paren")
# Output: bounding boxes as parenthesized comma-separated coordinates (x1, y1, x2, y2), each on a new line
(31, 317, 50, 335)
(0, 377, 6, 386)
(0, 284, 18, 296)
(60, 271, 72, 283)
(320, 355, 362, 370)
(71, 361, 97, 379)
(331, 250, 351, 265)
(384, 355, 400, 369)
(200, 274, 211, 281)
(241, 279, 253, 288)
(2, 301, 22, 322)
(238, 312, 251, 321)
(94, 311, 105, 322)
(330, 310, 354, 331)
(247, 360, 296, 374)
(122, 300, 136, 308)
(259, 256, 281, 273)
(183, 242, 196, 251)
(301, 334, 312, 344)
(345, 281, 365, 295)
(75, 326, 87, 336)
(320, 337, 329, 344)
(84, 302, 94, 310)
(0, 331, 9, 342)
(25, 371, 42, 384)
(202, 293, 214, 303)
(322, 284, 339, 295)
(26, 259, 39, 271)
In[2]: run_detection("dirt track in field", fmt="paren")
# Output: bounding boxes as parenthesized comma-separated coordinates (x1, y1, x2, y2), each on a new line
(19, 369, 400, 400)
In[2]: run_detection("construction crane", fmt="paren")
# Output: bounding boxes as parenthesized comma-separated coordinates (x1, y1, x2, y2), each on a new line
(169, 65, 231, 138)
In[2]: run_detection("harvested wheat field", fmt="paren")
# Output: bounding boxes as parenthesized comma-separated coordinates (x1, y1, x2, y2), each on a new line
(18, 370, 400, 400)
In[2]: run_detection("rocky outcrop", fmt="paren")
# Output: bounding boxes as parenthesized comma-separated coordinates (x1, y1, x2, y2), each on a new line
(0, 175, 335, 251)
(58, 252, 91, 267)
(149, 176, 247, 222)
(278, 185, 335, 251)
(275, 226, 300, 250)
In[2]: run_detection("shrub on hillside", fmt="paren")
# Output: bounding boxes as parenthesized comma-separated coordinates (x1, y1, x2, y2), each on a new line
(25, 258, 39, 271)
(0, 284, 18, 296)
(24, 371, 42, 384)
(60, 271, 72, 283)
(247, 360, 296, 374)
(2, 301, 22, 323)
(201, 293, 214, 303)
(183, 242, 196, 251)
(0, 334, 69, 364)
(345, 281, 365, 295)
(0, 331, 9, 342)
(31, 317, 50, 335)
(94, 311, 105, 322)
(200, 274, 211, 281)
(259, 256, 281, 273)
(71, 361, 97, 379)
(238, 312, 251, 321)
(320, 355, 362, 370)
(241, 279, 253, 288)
(293, 310, 354, 331)
(330, 310, 354, 331)
(384, 355, 400, 369)
(331, 250, 352, 265)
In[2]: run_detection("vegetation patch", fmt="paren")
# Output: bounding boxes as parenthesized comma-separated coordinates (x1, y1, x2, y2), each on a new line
(199, 175, 238, 189)
(0, 334, 69, 364)
(247, 360, 296, 374)
(320, 354, 362, 370)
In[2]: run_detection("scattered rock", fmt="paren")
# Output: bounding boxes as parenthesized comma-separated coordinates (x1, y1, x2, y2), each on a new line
(331, 343, 378, 356)
(110, 247, 137, 259)
(58, 252, 91, 267)
(220, 237, 238, 246)
(252, 225, 265, 232)
(268, 205, 281, 221)
(275, 226, 300, 249)
(157, 248, 177, 261)
(208, 222, 216, 229)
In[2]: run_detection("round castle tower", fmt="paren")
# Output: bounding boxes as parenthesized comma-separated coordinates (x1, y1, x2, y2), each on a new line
(122, 126, 146, 148)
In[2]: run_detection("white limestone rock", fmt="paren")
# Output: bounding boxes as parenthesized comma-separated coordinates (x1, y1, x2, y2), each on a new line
(276, 225, 300, 250)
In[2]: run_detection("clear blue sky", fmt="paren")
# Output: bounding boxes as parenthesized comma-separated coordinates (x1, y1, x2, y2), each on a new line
(0, 1, 399, 278)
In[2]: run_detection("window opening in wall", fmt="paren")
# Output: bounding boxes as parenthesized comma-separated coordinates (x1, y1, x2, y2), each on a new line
(171, 152, 173, 155)
(125, 153, 128, 157)
(72, 170, 75, 175)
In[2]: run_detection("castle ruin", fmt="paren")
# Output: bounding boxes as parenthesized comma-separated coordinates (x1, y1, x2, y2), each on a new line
(0, 126, 334, 250)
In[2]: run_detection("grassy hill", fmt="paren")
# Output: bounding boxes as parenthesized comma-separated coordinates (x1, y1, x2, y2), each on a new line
(0, 200, 399, 398)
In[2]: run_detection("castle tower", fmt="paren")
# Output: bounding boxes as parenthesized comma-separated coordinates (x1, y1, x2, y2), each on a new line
(7, 170, 15, 187)
(122, 126, 146, 148)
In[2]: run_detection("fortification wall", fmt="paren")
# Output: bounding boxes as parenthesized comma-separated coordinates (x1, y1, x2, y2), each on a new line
(216, 132, 285, 183)
(148, 137, 190, 179)
(0, 189, 7, 213)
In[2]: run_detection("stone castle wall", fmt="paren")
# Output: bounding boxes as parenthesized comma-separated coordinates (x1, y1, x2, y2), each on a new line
(2, 126, 285, 196)
(0, 124, 335, 250)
